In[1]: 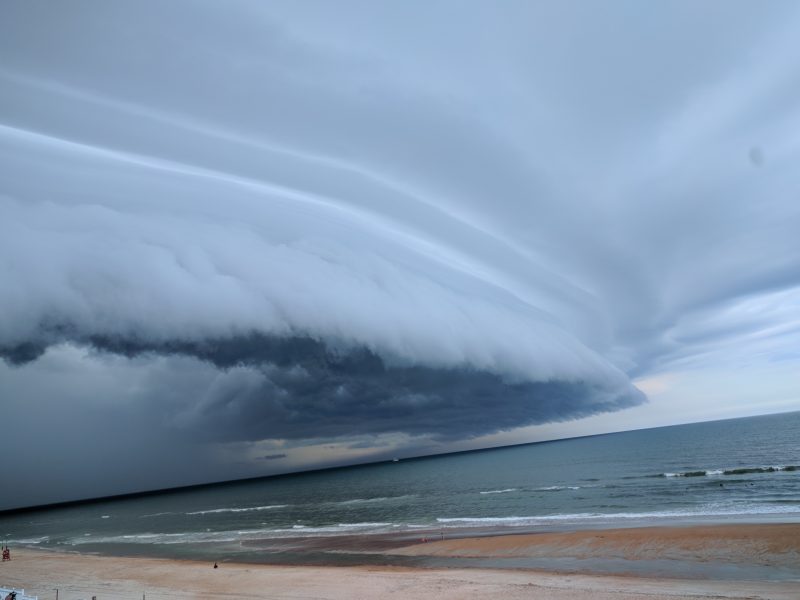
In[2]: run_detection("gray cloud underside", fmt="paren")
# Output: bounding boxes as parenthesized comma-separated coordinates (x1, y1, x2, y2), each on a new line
(2, 0, 800, 459)
(3, 335, 642, 443)
(179, 364, 640, 443)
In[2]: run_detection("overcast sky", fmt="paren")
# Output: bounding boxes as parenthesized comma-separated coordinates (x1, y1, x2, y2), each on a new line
(1, 0, 799, 510)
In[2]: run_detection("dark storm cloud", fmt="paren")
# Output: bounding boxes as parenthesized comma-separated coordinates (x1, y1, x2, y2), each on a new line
(178, 365, 640, 443)
(93, 334, 642, 443)
(1, 0, 800, 508)
(1, 332, 642, 442)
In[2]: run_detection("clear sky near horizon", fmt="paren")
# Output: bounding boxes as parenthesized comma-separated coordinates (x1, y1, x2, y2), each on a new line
(1, 1, 799, 510)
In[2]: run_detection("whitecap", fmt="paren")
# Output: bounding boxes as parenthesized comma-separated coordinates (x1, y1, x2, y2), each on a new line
(186, 504, 288, 515)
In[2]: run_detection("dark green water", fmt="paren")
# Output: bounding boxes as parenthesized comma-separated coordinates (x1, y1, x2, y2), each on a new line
(2, 412, 799, 563)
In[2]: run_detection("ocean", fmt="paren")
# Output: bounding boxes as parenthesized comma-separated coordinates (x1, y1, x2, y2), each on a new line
(2, 411, 799, 565)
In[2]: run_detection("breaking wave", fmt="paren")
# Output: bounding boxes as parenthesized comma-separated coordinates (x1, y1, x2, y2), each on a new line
(335, 495, 417, 506)
(62, 522, 400, 545)
(661, 465, 798, 478)
(436, 503, 800, 527)
(186, 505, 288, 515)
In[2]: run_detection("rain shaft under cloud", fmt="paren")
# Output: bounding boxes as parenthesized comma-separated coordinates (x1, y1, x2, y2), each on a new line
(2, 0, 800, 508)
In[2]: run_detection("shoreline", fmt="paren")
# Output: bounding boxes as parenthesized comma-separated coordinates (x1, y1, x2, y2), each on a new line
(2, 523, 798, 599)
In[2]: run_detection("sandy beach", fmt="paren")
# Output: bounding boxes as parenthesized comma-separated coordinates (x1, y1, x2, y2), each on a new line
(2, 524, 798, 599)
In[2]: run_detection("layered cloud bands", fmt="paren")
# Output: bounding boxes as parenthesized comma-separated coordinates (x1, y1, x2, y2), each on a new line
(0, 116, 642, 441)
(1, 1, 799, 506)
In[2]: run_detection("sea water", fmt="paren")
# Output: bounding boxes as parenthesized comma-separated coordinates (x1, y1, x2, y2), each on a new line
(2, 411, 798, 562)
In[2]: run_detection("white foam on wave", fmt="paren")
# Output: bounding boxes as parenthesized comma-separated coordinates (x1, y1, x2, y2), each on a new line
(186, 504, 288, 515)
(479, 488, 517, 495)
(663, 470, 718, 477)
(436, 503, 800, 528)
(336, 522, 394, 529)
(335, 494, 417, 506)
(537, 485, 581, 491)
(663, 465, 798, 478)
(64, 521, 401, 546)
(69, 530, 258, 545)
(4, 536, 49, 545)
(437, 516, 531, 524)
(268, 522, 396, 535)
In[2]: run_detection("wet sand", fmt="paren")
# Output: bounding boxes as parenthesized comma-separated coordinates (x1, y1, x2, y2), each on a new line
(405, 522, 800, 560)
(238, 522, 800, 579)
(1, 524, 798, 599)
